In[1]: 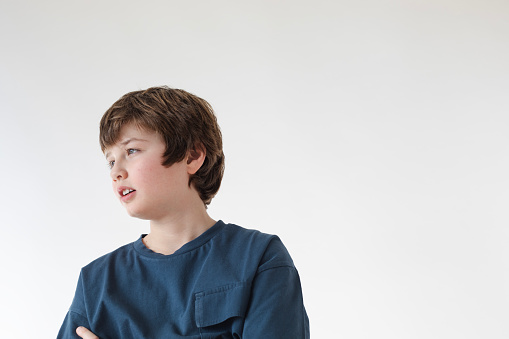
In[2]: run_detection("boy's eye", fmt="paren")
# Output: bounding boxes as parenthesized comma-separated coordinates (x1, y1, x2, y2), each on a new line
(106, 149, 138, 170)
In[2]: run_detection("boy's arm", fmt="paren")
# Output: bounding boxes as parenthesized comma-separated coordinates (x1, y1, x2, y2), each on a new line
(57, 272, 93, 339)
(242, 237, 310, 339)
(57, 311, 92, 339)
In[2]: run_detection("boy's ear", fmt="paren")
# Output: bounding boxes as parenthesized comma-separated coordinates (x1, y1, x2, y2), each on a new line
(186, 144, 206, 175)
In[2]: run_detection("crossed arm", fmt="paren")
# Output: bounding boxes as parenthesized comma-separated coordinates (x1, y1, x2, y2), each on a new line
(71, 266, 308, 338)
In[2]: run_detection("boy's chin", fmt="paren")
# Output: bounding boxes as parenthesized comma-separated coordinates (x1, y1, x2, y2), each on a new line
(124, 208, 150, 220)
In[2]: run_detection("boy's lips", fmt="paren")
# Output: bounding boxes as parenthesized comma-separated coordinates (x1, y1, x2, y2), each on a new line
(117, 186, 136, 201)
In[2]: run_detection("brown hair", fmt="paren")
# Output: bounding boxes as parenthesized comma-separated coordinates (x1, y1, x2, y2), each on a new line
(99, 86, 225, 205)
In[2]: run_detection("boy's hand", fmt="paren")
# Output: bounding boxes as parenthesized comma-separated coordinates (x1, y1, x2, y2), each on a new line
(76, 326, 99, 339)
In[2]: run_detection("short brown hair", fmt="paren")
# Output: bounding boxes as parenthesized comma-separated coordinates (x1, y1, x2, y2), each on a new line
(99, 86, 225, 205)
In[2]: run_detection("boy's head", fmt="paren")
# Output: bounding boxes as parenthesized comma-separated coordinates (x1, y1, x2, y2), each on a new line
(99, 86, 225, 205)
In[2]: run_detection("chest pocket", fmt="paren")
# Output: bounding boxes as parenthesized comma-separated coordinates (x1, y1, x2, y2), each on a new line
(195, 282, 251, 339)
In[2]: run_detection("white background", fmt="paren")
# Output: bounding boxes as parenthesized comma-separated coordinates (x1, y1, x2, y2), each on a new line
(1, 0, 508, 338)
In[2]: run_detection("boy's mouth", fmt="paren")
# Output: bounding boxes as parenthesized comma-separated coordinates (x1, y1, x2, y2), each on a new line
(118, 187, 136, 197)
(122, 189, 135, 196)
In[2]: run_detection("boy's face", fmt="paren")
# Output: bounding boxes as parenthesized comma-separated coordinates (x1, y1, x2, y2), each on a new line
(104, 124, 195, 222)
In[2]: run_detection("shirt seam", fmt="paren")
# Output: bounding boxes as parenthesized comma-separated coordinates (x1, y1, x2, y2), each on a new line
(195, 281, 250, 298)
(256, 263, 296, 275)
(68, 308, 88, 320)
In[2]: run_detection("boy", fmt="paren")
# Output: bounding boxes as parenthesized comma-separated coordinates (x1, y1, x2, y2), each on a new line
(58, 86, 309, 338)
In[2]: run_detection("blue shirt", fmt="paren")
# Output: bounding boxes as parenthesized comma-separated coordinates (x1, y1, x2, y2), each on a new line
(58, 221, 309, 338)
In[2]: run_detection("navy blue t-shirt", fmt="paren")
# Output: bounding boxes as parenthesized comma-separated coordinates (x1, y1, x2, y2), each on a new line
(58, 221, 309, 338)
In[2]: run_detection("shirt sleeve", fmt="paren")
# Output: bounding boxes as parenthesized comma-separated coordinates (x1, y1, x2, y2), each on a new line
(57, 272, 91, 339)
(242, 239, 310, 338)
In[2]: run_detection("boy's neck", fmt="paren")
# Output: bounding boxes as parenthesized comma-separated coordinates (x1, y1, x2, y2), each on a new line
(143, 209, 216, 255)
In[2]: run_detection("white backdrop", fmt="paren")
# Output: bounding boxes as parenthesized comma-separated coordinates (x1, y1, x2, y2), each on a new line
(1, 1, 508, 338)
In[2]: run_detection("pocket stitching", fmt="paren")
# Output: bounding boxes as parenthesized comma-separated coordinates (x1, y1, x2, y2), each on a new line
(195, 281, 250, 328)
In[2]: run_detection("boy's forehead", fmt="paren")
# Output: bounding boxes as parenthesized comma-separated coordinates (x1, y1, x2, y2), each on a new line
(103, 124, 160, 155)
(117, 123, 149, 139)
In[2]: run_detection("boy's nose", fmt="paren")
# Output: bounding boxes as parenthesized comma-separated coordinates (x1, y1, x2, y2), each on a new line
(111, 167, 128, 181)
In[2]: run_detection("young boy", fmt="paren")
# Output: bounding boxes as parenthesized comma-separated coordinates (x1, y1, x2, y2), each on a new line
(58, 87, 309, 338)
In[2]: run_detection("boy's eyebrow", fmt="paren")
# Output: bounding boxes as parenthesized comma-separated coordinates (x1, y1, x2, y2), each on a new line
(104, 138, 148, 158)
